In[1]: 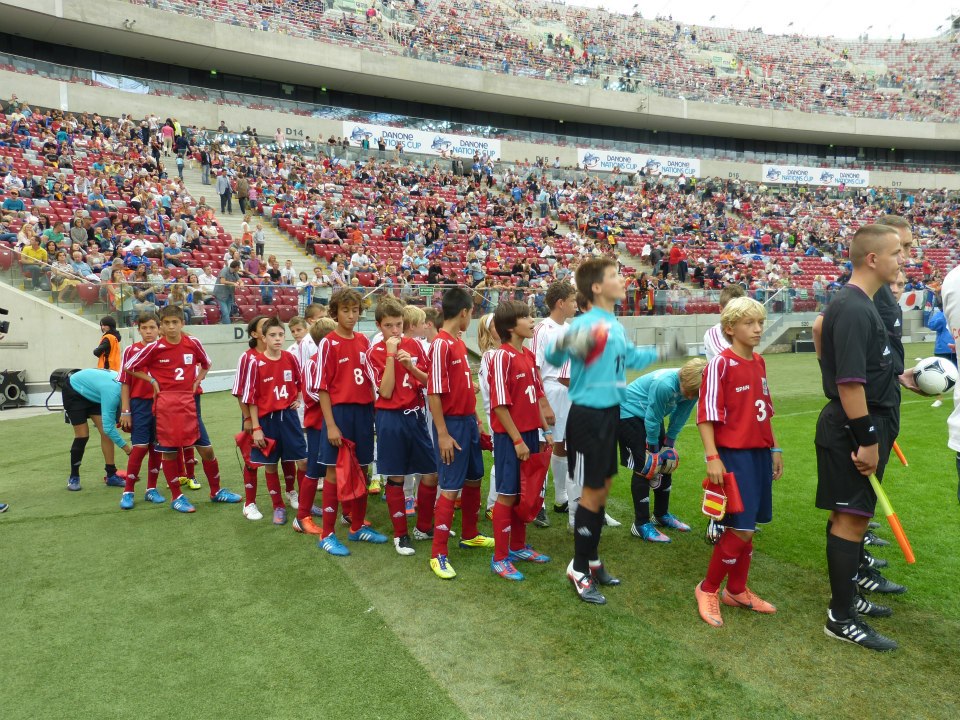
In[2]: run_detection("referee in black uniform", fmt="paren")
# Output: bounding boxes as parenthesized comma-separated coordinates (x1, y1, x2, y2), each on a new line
(815, 224, 915, 652)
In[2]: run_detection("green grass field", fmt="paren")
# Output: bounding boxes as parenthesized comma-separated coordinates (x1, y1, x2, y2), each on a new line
(2, 344, 959, 720)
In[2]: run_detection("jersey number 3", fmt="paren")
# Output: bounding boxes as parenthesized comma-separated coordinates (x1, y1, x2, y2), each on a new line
(755, 399, 769, 422)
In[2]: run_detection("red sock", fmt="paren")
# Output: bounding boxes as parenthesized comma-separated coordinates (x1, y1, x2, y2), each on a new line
(161, 458, 183, 499)
(702, 531, 746, 593)
(297, 476, 319, 522)
(321, 480, 339, 538)
(416, 482, 437, 533)
(265, 470, 284, 510)
(184, 448, 197, 479)
(125, 445, 148, 492)
(492, 501, 512, 562)
(385, 482, 408, 538)
(147, 448, 161, 490)
(350, 493, 369, 533)
(202, 459, 221, 495)
(725, 538, 754, 595)
(460, 484, 481, 540)
(509, 504, 527, 552)
(281, 460, 296, 493)
(431, 494, 456, 558)
(176, 450, 187, 478)
(296, 468, 306, 495)
(243, 465, 258, 505)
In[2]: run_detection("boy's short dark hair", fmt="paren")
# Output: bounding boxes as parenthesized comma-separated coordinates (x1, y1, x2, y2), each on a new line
(288, 316, 307, 331)
(545, 280, 576, 311)
(375, 297, 404, 323)
(261, 316, 284, 334)
(329, 289, 362, 318)
(158, 305, 185, 322)
(304, 304, 326, 320)
(494, 299, 529, 342)
(423, 307, 442, 329)
(246, 314, 268, 348)
(136, 312, 160, 327)
(100, 315, 117, 331)
(441, 286, 473, 320)
(575, 257, 616, 303)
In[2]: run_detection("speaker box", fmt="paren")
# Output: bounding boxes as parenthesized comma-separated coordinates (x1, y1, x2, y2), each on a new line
(0, 370, 27, 409)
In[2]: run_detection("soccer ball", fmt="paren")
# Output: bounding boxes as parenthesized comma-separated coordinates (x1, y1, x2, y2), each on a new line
(913, 356, 959, 396)
(563, 322, 610, 366)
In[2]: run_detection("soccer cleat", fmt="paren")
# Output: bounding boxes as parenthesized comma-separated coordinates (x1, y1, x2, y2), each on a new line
(863, 549, 888, 570)
(868, 521, 881, 529)
(603, 512, 622, 528)
(368, 477, 382, 495)
(412, 526, 434, 541)
(348, 526, 388, 544)
(855, 593, 893, 618)
(120, 492, 135, 510)
(211, 489, 242, 503)
(180, 476, 202, 490)
(553, 501, 568, 514)
(932, 399, 943, 408)
(566, 560, 606, 604)
(310, 505, 323, 517)
(273, 507, 287, 525)
(394, 534, 416, 556)
(293, 517, 323, 535)
(104, 474, 125, 488)
(286, 490, 299, 510)
(864, 530, 890, 547)
(590, 563, 621, 586)
(459, 534, 494, 549)
(491, 558, 525, 581)
(144, 488, 165, 504)
(66, 476, 81, 491)
(721, 587, 777, 614)
(824, 611, 898, 651)
(484, 507, 493, 521)
(508, 545, 551, 563)
(319, 534, 351, 556)
(632, 521, 671, 543)
(242, 503, 263, 521)
(171, 495, 196, 513)
(430, 554, 457, 579)
(340, 513, 372, 528)
(405, 496, 416, 516)
(695, 582, 723, 627)
(655, 513, 691, 532)
(533, 507, 550, 528)
(858, 569, 907, 594)
(0, 503, 7, 513)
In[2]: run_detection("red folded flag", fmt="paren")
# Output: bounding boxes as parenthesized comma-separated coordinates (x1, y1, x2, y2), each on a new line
(479, 431, 493, 451)
(701, 472, 744, 515)
(516, 447, 553, 524)
(234, 431, 276, 463)
(336, 438, 368, 503)
(154, 391, 199, 449)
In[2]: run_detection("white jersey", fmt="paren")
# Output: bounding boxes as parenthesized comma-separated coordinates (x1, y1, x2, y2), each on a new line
(941, 266, 960, 450)
(703, 323, 731, 361)
(532, 317, 570, 385)
(478, 349, 496, 418)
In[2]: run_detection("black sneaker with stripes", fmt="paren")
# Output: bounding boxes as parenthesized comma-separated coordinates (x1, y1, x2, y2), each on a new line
(864, 530, 890, 547)
(858, 568, 907, 594)
(824, 611, 898, 651)
(862, 549, 888, 570)
(854, 593, 893, 618)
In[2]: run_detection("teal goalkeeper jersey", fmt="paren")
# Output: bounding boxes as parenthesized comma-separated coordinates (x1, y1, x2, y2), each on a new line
(68, 368, 127, 449)
(619, 368, 697, 446)
(545, 306, 658, 409)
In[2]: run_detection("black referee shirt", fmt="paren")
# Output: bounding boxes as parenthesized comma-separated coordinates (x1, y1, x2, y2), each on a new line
(874, 283, 905, 375)
(820, 284, 898, 408)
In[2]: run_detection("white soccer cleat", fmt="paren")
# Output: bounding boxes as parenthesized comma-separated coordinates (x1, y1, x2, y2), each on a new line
(242, 503, 263, 521)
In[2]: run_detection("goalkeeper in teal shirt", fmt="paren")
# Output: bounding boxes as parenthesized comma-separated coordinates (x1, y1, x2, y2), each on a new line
(546, 257, 683, 605)
(619, 360, 706, 543)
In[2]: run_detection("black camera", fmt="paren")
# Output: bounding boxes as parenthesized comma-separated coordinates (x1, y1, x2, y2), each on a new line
(0, 307, 8, 335)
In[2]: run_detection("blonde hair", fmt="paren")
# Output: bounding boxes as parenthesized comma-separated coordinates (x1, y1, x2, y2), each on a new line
(288, 316, 307, 331)
(477, 312, 500, 352)
(720, 297, 766, 337)
(309, 317, 337, 344)
(678, 357, 707, 396)
(402, 304, 425, 332)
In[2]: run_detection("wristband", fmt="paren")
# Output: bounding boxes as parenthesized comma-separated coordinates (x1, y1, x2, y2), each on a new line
(705, 454, 720, 462)
(770, 447, 783, 454)
(251, 426, 262, 432)
(848, 415, 878, 447)
(121, 411, 131, 416)
(513, 437, 523, 446)
(386, 353, 396, 358)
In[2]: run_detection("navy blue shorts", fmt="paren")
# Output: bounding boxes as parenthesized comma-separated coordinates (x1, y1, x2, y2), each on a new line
(305, 427, 324, 479)
(433, 414, 484, 491)
(155, 395, 211, 452)
(493, 429, 540, 496)
(318, 403, 374, 467)
(252, 408, 308, 465)
(717, 447, 773, 531)
(129, 396, 155, 446)
(376, 408, 436, 477)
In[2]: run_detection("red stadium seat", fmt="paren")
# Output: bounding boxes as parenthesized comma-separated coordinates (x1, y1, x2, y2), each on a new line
(202, 305, 221, 325)
(77, 283, 101, 306)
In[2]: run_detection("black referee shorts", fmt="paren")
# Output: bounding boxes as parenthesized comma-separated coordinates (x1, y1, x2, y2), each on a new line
(567, 404, 619, 489)
(814, 401, 894, 517)
(62, 383, 101, 426)
(618, 417, 665, 470)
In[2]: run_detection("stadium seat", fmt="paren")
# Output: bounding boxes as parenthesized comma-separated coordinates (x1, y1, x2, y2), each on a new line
(202, 305, 221, 325)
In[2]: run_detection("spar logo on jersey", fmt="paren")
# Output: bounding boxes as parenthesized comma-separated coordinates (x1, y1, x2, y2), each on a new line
(582, 153, 600, 169)
(820, 171, 835, 184)
(284, 370, 293, 382)
(431, 135, 453, 152)
(350, 126, 373, 143)
(183, 353, 193, 364)
(765, 168, 782, 181)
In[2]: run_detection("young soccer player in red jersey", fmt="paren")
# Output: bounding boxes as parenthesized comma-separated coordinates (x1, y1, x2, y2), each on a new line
(118, 312, 164, 510)
(308, 289, 387, 555)
(368, 298, 437, 556)
(489, 300, 553, 581)
(234, 315, 269, 520)
(245, 317, 308, 526)
(125, 306, 243, 512)
(426, 287, 495, 580)
(695, 297, 784, 627)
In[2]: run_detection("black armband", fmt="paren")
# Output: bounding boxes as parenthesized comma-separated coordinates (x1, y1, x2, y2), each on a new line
(848, 415, 878, 447)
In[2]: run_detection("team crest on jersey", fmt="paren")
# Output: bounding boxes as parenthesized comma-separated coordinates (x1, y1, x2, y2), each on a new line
(360, 352, 367, 364)
(183, 353, 193, 364)
(284, 370, 293, 382)
(761, 378, 769, 396)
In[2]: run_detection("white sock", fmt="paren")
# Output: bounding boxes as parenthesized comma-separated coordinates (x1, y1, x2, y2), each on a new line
(566, 477, 580, 526)
(486, 464, 498, 510)
(551, 454, 568, 505)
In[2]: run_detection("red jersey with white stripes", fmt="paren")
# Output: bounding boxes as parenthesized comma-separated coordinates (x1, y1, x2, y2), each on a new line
(125, 335, 211, 393)
(243, 350, 302, 415)
(489, 343, 544, 434)
(428, 329, 476, 417)
(310, 331, 375, 405)
(369, 337, 427, 411)
(697, 348, 774, 449)
(233, 347, 258, 399)
(119, 342, 153, 399)
(302, 352, 324, 429)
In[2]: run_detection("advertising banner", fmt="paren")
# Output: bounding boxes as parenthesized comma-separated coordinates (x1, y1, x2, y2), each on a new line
(762, 165, 870, 187)
(341, 121, 501, 159)
(577, 149, 700, 177)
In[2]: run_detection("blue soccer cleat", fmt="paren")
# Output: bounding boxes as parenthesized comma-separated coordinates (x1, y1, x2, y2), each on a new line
(0, 503, 8, 513)
(210, 488, 242, 503)
(491, 558, 525, 581)
(120, 492, 135, 510)
(319, 534, 351, 556)
(144, 488, 166, 504)
(67, 476, 81, 492)
(171, 495, 196, 513)
(632, 521, 671, 543)
(273, 507, 287, 526)
(348, 526, 388, 544)
(655, 513, 691, 532)
(508, 545, 551, 563)
(104, 474, 126, 488)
